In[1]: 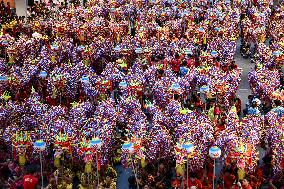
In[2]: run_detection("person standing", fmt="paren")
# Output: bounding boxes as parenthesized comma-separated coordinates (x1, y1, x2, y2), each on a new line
(247, 101, 260, 115)
(271, 99, 284, 117)
(23, 167, 39, 189)
(242, 178, 252, 189)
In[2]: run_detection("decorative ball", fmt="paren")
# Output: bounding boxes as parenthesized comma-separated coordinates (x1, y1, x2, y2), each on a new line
(77, 45, 85, 51)
(111, 7, 116, 12)
(209, 146, 221, 159)
(34, 140, 46, 151)
(51, 45, 59, 51)
(184, 48, 192, 55)
(171, 83, 181, 91)
(135, 48, 143, 54)
(273, 51, 281, 56)
(119, 81, 128, 88)
(198, 27, 205, 33)
(39, 71, 47, 78)
(0, 76, 8, 81)
(90, 138, 102, 148)
(211, 50, 218, 57)
(215, 27, 221, 31)
(114, 45, 121, 52)
(181, 142, 194, 153)
(122, 142, 134, 153)
(200, 85, 209, 93)
(2, 40, 8, 46)
(81, 76, 90, 84)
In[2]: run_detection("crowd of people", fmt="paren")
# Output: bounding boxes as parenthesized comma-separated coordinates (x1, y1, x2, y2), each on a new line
(0, 0, 284, 188)
(0, 0, 15, 25)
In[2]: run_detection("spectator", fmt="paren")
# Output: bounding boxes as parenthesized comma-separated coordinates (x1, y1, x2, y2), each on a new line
(242, 178, 252, 189)
(247, 101, 260, 115)
(184, 174, 203, 189)
(271, 99, 284, 117)
(23, 167, 39, 189)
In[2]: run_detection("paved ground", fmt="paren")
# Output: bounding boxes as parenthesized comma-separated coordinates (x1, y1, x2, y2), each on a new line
(115, 166, 132, 189)
(235, 39, 254, 112)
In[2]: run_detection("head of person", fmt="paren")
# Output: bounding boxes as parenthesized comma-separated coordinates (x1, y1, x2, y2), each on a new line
(27, 166, 37, 175)
(159, 163, 165, 171)
(189, 174, 197, 181)
(105, 176, 111, 183)
(143, 185, 150, 189)
(248, 95, 253, 101)
(242, 179, 250, 187)
(157, 69, 164, 76)
(174, 94, 179, 100)
(274, 99, 282, 107)
(175, 52, 179, 59)
(251, 101, 257, 108)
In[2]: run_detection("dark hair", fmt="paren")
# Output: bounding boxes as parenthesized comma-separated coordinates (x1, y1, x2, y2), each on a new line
(274, 99, 282, 106)
(189, 172, 197, 179)
(252, 101, 257, 108)
(27, 165, 37, 174)
(175, 53, 179, 58)
(157, 69, 164, 76)
(72, 175, 80, 189)
(174, 94, 179, 100)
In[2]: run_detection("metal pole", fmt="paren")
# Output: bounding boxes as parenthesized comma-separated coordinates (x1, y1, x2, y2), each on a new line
(40, 151, 44, 188)
(87, 173, 90, 187)
(96, 149, 99, 186)
(4, 48, 7, 63)
(186, 159, 189, 189)
(130, 155, 139, 189)
(222, 158, 225, 189)
(213, 159, 216, 189)
(11, 143, 14, 161)
(25, 0, 27, 20)
(61, 157, 64, 185)
(60, 92, 61, 104)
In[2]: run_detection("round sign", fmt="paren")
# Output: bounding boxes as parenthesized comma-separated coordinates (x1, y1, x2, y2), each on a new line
(171, 83, 181, 91)
(114, 45, 121, 52)
(200, 85, 209, 93)
(51, 44, 59, 50)
(209, 146, 221, 159)
(90, 138, 102, 148)
(34, 140, 46, 151)
(81, 76, 90, 84)
(0, 76, 8, 81)
(122, 142, 134, 153)
(39, 71, 47, 78)
(119, 81, 128, 88)
(181, 142, 194, 153)
(77, 45, 85, 51)
(135, 48, 143, 54)
(211, 50, 218, 57)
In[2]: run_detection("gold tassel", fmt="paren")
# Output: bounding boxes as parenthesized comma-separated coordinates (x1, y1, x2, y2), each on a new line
(19, 155, 26, 166)
(85, 162, 92, 173)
